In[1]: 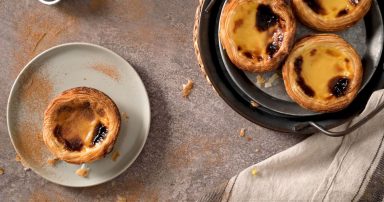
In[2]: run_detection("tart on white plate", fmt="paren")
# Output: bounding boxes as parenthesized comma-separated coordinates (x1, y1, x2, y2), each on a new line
(42, 87, 121, 164)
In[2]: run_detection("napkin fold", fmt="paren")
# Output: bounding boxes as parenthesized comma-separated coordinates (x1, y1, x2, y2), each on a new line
(199, 89, 384, 201)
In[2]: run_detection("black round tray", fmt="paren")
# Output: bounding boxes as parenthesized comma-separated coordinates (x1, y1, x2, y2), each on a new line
(195, 0, 384, 135)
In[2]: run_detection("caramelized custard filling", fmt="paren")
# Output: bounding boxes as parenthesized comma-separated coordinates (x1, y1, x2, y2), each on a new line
(294, 46, 354, 99)
(304, 0, 358, 18)
(228, 2, 283, 60)
(53, 100, 109, 151)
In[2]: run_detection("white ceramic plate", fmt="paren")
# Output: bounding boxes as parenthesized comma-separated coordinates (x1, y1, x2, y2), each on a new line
(7, 43, 151, 187)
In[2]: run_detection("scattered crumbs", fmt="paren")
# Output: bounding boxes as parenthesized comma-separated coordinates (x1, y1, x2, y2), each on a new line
(250, 100, 259, 108)
(122, 112, 129, 120)
(15, 154, 30, 171)
(0, 167, 4, 175)
(264, 82, 272, 88)
(256, 74, 266, 87)
(116, 195, 127, 202)
(182, 79, 194, 98)
(75, 165, 90, 177)
(47, 158, 59, 166)
(264, 73, 279, 88)
(247, 136, 253, 142)
(239, 128, 246, 137)
(251, 168, 258, 176)
(111, 151, 120, 161)
(90, 64, 120, 81)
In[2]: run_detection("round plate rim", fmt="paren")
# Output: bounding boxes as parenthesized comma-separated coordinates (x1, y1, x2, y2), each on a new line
(6, 42, 151, 187)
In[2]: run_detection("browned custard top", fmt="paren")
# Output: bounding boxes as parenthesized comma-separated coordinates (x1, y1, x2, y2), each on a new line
(227, 1, 284, 61)
(293, 46, 354, 99)
(303, 0, 359, 18)
(53, 100, 109, 151)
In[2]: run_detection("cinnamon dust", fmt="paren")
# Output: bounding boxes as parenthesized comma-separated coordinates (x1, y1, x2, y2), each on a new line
(14, 73, 54, 168)
(12, 8, 77, 78)
(111, 151, 120, 161)
(47, 158, 59, 166)
(90, 64, 120, 81)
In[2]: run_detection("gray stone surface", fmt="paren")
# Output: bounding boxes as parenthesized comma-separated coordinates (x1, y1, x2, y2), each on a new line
(0, 0, 307, 201)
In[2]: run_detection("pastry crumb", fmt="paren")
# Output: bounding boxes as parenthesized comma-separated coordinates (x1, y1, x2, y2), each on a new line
(121, 112, 129, 120)
(239, 128, 246, 137)
(250, 101, 259, 108)
(264, 82, 272, 88)
(76, 166, 90, 177)
(246, 136, 253, 141)
(111, 151, 120, 161)
(0, 167, 4, 175)
(251, 168, 258, 176)
(47, 158, 59, 166)
(116, 195, 127, 202)
(15, 154, 30, 171)
(256, 74, 266, 87)
(182, 79, 194, 98)
(83, 78, 87, 80)
(264, 73, 279, 88)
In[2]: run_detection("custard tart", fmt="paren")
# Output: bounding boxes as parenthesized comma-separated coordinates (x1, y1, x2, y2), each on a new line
(282, 34, 362, 113)
(219, 0, 296, 72)
(292, 0, 372, 32)
(43, 87, 121, 164)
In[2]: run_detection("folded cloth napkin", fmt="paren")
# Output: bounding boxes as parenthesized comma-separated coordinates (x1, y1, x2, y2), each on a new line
(199, 89, 384, 202)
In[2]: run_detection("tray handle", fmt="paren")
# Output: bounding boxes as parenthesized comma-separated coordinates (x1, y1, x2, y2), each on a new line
(293, 100, 384, 137)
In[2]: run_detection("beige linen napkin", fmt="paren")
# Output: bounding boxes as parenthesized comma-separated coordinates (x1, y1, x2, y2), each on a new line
(200, 90, 384, 201)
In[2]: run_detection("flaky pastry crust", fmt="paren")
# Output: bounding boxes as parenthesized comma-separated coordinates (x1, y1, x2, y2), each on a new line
(282, 34, 363, 113)
(292, 0, 372, 32)
(42, 87, 121, 164)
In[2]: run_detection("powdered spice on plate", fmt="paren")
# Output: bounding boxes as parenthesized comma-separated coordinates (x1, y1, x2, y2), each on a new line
(14, 72, 54, 167)
(90, 64, 121, 81)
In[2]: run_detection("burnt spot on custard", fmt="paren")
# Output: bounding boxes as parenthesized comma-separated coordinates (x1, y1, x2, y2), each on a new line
(294, 56, 315, 97)
(303, 0, 326, 15)
(337, 9, 349, 17)
(326, 49, 341, 57)
(266, 43, 279, 58)
(310, 49, 317, 56)
(92, 123, 109, 146)
(233, 19, 244, 33)
(53, 125, 84, 151)
(65, 138, 84, 151)
(243, 51, 253, 59)
(329, 76, 350, 97)
(256, 4, 279, 31)
(81, 103, 95, 121)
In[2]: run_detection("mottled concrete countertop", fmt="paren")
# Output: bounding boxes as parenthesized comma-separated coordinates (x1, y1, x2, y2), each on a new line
(0, 1, 307, 201)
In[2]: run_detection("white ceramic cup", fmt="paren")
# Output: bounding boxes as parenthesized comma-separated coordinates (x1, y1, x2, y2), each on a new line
(38, 0, 61, 5)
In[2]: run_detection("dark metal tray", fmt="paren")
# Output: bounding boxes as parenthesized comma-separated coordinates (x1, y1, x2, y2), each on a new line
(195, 0, 384, 135)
